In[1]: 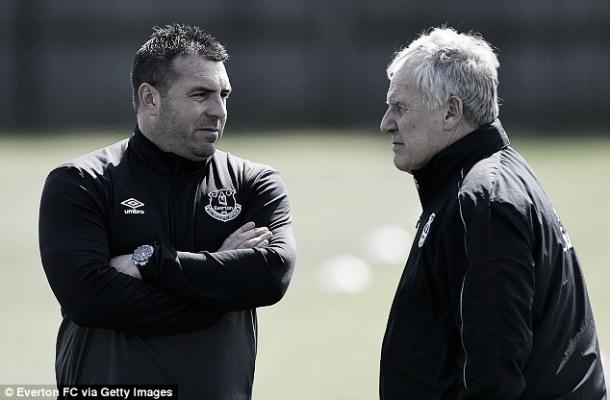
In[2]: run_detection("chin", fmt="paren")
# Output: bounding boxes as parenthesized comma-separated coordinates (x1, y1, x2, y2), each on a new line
(191, 145, 215, 160)
(393, 158, 410, 173)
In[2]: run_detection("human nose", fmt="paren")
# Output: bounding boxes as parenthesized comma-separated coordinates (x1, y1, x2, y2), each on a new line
(205, 95, 227, 120)
(380, 108, 395, 135)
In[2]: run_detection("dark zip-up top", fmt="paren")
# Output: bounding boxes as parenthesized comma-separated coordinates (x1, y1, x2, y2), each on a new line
(39, 128, 296, 399)
(380, 120, 606, 399)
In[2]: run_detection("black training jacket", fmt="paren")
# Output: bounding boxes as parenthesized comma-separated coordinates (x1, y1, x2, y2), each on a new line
(39, 128, 296, 399)
(380, 120, 606, 399)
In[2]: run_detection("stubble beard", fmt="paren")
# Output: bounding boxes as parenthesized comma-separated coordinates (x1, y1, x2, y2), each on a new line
(156, 102, 224, 161)
(155, 105, 202, 161)
(189, 139, 217, 160)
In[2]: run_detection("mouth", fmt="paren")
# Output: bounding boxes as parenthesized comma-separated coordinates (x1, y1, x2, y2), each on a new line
(195, 128, 220, 143)
(197, 127, 219, 132)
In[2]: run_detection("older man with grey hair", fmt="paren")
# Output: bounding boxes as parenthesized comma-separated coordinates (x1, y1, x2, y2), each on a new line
(379, 27, 606, 399)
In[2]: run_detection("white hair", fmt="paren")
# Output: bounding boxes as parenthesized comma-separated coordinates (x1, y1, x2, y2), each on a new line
(387, 27, 500, 126)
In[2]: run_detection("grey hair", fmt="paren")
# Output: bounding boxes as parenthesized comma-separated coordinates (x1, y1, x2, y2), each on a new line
(387, 27, 500, 126)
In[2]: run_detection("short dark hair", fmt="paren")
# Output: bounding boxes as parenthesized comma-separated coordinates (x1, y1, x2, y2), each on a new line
(131, 23, 229, 110)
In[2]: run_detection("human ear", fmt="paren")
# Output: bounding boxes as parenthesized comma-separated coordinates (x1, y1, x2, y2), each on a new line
(443, 96, 463, 130)
(138, 83, 160, 116)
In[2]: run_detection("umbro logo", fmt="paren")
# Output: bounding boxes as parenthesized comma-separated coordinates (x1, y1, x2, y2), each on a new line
(121, 198, 145, 215)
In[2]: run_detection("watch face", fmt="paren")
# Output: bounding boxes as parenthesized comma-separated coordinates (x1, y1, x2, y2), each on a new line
(133, 245, 154, 266)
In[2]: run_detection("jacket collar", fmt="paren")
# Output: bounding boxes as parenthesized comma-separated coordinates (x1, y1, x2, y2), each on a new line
(128, 125, 210, 176)
(412, 119, 510, 207)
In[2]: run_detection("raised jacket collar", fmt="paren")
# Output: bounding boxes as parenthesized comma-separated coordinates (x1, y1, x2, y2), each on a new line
(128, 126, 210, 176)
(412, 119, 510, 208)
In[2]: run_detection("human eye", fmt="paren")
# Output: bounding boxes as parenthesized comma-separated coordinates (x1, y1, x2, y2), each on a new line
(190, 90, 210, 101)
(388, 102, 406, 113)
(394, 102, 408, 112)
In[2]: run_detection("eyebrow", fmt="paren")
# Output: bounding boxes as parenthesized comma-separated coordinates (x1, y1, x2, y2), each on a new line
(188, 86, 232, 94)
(387, 97, 406, 106)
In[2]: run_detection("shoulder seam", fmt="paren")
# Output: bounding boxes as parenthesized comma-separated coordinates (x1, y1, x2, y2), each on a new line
(457, 168, 469, 259)
(488, 148, 507, 204)
(457, 167, 469, 389)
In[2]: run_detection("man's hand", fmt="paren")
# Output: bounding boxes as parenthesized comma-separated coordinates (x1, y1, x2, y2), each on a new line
(110, 254, 142, 280)
(218, 221, 273, 251)
(109, 222, 271, 277)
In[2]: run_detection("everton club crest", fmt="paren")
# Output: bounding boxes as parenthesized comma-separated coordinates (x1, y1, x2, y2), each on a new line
(205, 188, 242, 222)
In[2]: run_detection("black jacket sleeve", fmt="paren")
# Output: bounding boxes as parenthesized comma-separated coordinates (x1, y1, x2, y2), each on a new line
(39, 167, 223, 336)
(456, 196, 535, 399)
(138, 169, 296, 311)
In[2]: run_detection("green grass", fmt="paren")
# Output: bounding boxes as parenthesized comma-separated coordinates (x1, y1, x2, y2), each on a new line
(0, 130, 608, 399)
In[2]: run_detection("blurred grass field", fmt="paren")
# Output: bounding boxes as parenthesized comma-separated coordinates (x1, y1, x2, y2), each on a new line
(0, 129, 608, 399)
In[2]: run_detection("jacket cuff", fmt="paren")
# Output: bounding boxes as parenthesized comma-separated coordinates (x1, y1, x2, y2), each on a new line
(138, 243, 176, 285)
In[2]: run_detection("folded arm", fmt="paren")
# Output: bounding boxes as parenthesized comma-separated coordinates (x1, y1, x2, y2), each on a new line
(133, 169, 297, 311)
(39, 167, 224, 336)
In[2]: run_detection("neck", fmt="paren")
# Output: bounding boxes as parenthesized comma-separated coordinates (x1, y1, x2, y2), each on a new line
(136, 115, 154, 141)
(447, 119, 478, 148)
(136, 115, 173, 154)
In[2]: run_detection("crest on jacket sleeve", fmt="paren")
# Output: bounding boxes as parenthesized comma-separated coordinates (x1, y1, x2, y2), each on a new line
(552, 207, 573, 251)
(205, 188, 242, 222)
(418, 213, 436, 248)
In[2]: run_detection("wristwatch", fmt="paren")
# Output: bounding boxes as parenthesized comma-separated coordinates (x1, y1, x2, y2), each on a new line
(132, 244, 155, 267)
